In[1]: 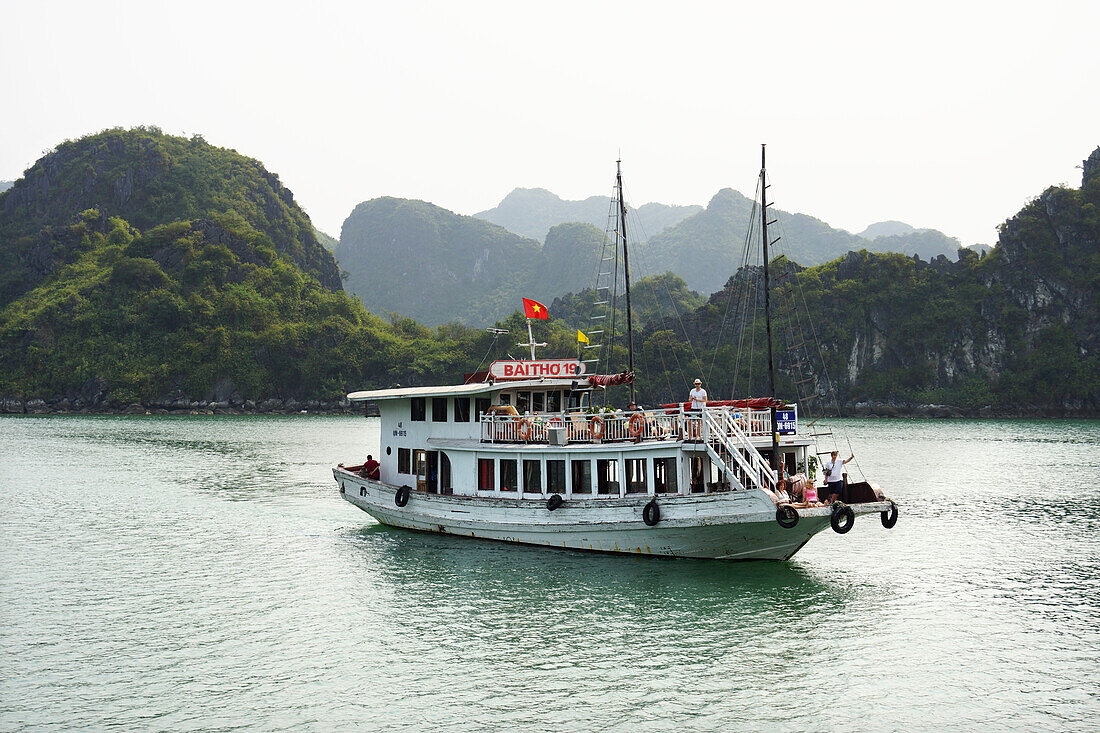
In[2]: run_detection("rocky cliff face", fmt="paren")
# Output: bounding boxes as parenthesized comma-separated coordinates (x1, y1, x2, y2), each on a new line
(817, 149, 1098, 412)
(637, 148, 1098, 414)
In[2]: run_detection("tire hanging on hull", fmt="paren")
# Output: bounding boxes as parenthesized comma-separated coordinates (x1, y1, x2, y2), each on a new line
(830, 502, 855, 534)
(776, 504, 799, 529)
(395, 485, 411, 507)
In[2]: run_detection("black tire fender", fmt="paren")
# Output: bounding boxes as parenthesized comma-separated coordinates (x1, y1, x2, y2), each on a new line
(395, 485, 411, 507)
(547, 494, 564, 511)
(880, 501, 899, 529)
(776, 504, 799, 529)
(830, 502, 855, 534)
(643, 499, 660, 526)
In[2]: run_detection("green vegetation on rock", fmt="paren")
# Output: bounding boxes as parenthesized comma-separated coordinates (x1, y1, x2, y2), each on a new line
(0, 127, 341, 308)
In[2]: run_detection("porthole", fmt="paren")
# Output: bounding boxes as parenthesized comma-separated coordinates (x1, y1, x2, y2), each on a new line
(386, 446, 392, 455)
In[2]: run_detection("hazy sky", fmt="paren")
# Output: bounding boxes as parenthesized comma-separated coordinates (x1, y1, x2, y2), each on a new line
(2, 1, 1097, 246)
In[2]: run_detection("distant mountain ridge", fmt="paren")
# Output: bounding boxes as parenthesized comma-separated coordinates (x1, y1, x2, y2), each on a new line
(636, 189, 962, 293)
(857, 220, 916, 239)
(475, 187, 702, 240)
(337, 197, 610, 325)
(0, 181, 12, 194)
(337, 188, 967, 324)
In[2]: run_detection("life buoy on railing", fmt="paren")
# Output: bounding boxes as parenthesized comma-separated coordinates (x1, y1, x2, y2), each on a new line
(627, 412, 646, 438)
(880, 501, 898, 529)
(590, 415, 605, 439)
(830, 502, 855, 534)
(516, 419, 533, 441)
(395, 485, 411, 507)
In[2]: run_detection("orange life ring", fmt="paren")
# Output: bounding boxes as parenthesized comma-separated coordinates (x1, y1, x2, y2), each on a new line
(627, 412, 646, 437)
(589, 415, 605, 439)
(549, 417, 564, 428)
(517, 419, 532, 441)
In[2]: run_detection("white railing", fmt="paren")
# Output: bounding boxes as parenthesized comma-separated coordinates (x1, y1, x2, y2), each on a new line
(481, 411, 684, 444)
(680, 407, 789, 439)
(480, 404, 795, 447)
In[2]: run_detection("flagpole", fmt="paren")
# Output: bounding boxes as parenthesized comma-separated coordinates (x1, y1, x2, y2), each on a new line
(526, 318, 536, 360)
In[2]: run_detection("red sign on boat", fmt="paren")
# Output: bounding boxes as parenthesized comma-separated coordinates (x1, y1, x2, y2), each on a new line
(489, 359, 587, 380)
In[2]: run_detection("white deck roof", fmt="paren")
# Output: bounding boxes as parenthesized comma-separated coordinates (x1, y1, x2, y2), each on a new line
(347, 377, 586, 402)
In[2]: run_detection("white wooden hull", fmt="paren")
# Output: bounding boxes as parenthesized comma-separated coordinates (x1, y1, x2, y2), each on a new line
(333, 469, 889, 560)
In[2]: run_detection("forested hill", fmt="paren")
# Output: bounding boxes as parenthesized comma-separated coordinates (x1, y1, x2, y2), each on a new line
(636, 188, 961, 294)
(337, 198, 610, 325)
(612, 148, 1099, 413)
(474, 187, 701, 241)
(0, 128, 341, 307)
(0, 128, 510, 410)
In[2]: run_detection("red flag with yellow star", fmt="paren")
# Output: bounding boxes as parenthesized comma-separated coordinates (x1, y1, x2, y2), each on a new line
(522, 297, 548, 319)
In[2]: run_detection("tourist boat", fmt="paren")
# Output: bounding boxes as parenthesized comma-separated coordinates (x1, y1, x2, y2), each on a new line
(332, 152, 898, 560)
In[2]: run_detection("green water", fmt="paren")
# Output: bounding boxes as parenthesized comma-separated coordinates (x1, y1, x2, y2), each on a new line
(1, 415, 1097, 731)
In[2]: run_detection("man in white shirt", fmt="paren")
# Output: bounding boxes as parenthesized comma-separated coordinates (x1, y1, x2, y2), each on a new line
(823, 450, 854, 503)
(689, 378, 707, 409)
(687, 378, 707, 439)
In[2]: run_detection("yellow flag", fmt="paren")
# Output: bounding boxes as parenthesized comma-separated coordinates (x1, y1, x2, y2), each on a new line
(577, 330, 589, 345)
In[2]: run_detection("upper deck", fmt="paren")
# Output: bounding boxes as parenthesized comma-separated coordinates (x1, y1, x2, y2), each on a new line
(349, 376, 805, 450)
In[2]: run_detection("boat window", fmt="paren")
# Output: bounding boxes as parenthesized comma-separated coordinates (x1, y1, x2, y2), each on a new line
(517, 391, 531, 413)
(625, 458, 647, 494)
(499, 393, 511, 406)
(568, 391, 589, 410)
(398, 447, 411, 474)
(597, 459, 620, 495)
(532, 392, 545, 412)
(571, 460, 591, 494)
(478, 459, 494, 490)
(432, 398, 447, 422)
(547, 460, 565, 494)
(454, 398, 470, 422)
(499, 459, 518, 492)
(475, 397, 490, 422)
(411, 397, 426, 421)
(523, 460, 541, 493)
(547, 390, 562, 413)
(654, 457, 678, 494)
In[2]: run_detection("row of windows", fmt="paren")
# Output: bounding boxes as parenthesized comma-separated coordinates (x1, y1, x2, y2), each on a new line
(477, 457, 678, 495)
(497, 389, 586, 413)
(411, 396, 491, 423)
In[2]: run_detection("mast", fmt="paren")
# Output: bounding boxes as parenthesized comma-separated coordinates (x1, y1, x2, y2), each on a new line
(617, 159, 636, 405)
(760, 144, 780, 472)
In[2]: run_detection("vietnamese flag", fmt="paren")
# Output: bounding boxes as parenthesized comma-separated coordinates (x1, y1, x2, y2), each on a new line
(522, 297, 548, 319)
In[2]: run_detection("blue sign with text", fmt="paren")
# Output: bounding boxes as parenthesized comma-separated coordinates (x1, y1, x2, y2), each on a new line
(776, 409, 797, 435)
